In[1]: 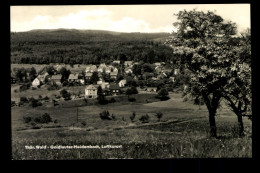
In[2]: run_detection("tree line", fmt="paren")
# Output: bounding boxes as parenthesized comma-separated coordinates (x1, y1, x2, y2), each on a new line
(11, 30, 173, 65)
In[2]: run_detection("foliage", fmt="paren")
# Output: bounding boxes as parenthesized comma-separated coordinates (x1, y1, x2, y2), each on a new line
(29, 98, 42, 107)
(11, 29, 173, 65)
(130, 112, 136, 122)
(168, 9, 240, 137)
(60, 89, 71, 100)
(155, 112, 163, 122)
(99, 110, 112, 120)
(20, 96, 28, 102)
(90, 72, 99, 84)
(40, 113, 52, 123)
(59, 67, 71, 83)
(139, 114, 150, 123)
(23, 113, 52, 124)
(23, 116, 32, 123)
(157, 88, 169, 101)
(128, 98, 136, 102)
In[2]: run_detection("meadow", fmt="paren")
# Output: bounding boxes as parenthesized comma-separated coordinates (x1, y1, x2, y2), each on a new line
(11, 93, 252, 159)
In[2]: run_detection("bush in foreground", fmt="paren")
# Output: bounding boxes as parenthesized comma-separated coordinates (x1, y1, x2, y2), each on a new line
(139, 114, 149, 123)
(100, 110, 112, 120)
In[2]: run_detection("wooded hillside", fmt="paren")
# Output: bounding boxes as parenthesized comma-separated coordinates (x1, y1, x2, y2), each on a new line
(11, 29, 174, 64)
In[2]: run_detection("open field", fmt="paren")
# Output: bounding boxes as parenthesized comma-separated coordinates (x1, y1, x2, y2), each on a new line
(11, 93, 252, 159)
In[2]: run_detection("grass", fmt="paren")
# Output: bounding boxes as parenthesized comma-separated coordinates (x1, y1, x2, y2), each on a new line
(11, 92, 252, 159)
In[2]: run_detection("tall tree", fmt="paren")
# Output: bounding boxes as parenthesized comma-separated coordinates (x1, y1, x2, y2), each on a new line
(169, 9, 237, 137)
(222, 29, 251, 136)
(90, 71, 99, 84)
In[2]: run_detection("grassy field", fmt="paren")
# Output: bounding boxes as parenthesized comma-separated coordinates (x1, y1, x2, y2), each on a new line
(11, 93, 252, 159)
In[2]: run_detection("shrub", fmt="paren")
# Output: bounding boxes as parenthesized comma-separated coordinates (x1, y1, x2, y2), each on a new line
(30, 122, 36, 127)
(155, 112, 163, 122)
(43, 96, 49, 100)
(139, 114, 150, 123)
(128, 98, 136, 102)
(29, 98, 42, 107)
(20, 97, 28, 102)
(111, 114, 116, 120)
(54, 119, 58, 124)
(34, 117, 41, 123)
(81, 121, 87, 127)
(110, 98, 116, 103)
(33, 113, 52, 124)
(130, 112, 136, 122)
(98, 95, 109, 105)
(40, 113, 52, 123)
(100, 110, 112, 120)
(60, 89, 71, 100)
(23, 116, 32, 123)
(157, 88, 170, 101)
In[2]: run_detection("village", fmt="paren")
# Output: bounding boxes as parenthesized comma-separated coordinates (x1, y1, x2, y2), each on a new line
(11, 60, 184, 107)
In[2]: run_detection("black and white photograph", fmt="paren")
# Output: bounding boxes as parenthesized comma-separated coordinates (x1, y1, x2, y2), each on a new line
(10, 4, 251, 160)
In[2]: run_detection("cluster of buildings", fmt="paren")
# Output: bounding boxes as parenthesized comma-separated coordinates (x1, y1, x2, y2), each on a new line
(22, 60, 180, 99)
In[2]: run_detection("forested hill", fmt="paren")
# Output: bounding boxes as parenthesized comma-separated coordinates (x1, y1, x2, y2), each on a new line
(11, 29, 175, 65)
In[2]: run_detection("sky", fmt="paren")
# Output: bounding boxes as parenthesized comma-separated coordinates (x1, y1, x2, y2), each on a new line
(10, 4, 250, 33)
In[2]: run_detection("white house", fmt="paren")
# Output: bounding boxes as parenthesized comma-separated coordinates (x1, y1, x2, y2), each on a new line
(110, 71, 118, 79)
(97, 79, 109, 89)
(124, 61, 133, 67)
(125, 67, 133, 74)
(85, 65, 97, 73)
(119, 79, 127, 87)
(174, 68, 180, 75)
(85, 85, 97, 98)
(112, 60, 120, 64)
(98, 64, 107, 73)
(32, 78, 41, 88)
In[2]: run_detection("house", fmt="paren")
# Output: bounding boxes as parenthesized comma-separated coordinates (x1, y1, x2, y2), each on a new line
(51, 75, 62, 85)
(124, 61, 133, 67)
(85, 72, 93, 80)
(68, 73, 79, 82)
(105, 66, 112, 74)
(102, 88, 111, 96)
(85, 65, 97, 73)
(155, 66, 163, 74)
(145, 87, 157, 92)
(98, 64, 107, 73)
(169, 77, 175, 82)
(97, 79, 109, 89)
(85, 85, 98, 98)
(174, 68, 180, 75)
(142, 73, 154, 80)
(32, 78, 41, 88)
(162, 68, 172, 74)
(112, 60, 120, 64)
(78, 74, 85, 84)
(112, 67, 119, 73)
(110, 71, 118, 79)
(125, 67, 133, 74)
(37, 72, 49, 83)
(119, 79, 127, 87)
(154, 62, 162, 67)
(109, 83, 121, 95)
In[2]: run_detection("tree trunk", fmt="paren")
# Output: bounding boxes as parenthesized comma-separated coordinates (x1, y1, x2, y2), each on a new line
(209, 110, 217, 137)
(237, 114, 244, 137)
